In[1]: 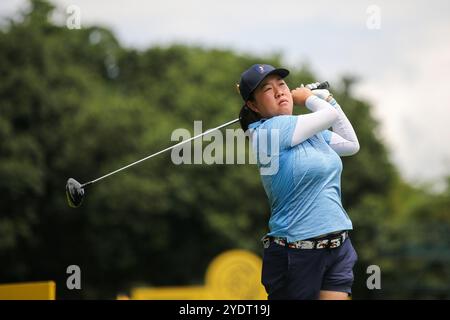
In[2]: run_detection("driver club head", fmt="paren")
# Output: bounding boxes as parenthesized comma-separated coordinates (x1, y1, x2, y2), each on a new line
(66, 178, 85, 208)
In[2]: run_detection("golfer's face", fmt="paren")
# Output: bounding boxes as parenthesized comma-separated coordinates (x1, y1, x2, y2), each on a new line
(250, 75, 293, 118)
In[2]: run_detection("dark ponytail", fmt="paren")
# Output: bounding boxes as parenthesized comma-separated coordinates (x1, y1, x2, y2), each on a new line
(239, 95, 261, 132)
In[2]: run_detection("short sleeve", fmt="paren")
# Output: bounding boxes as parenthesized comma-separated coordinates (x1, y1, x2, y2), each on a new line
(260, 115, 297, 151)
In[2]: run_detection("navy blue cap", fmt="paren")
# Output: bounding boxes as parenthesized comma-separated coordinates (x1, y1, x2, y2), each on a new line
(238, 64, 289, 101)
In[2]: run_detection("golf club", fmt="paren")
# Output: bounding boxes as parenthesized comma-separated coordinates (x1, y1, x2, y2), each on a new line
(65, 81, 330, 208)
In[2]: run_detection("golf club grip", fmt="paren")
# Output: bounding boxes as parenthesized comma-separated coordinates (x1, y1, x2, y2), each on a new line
(311, 81, 330, 90)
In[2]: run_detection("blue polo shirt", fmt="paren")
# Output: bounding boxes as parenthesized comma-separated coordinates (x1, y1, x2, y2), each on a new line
(248, 115, 352, 242)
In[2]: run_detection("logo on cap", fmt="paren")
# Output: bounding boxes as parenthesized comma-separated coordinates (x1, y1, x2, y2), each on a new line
(258, 65, 264, 74)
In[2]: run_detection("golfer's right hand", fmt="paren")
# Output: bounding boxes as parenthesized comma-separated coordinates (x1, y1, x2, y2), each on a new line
(291, 86, 313, 106)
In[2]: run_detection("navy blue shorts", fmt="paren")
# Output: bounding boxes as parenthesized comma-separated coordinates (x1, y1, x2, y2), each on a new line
(261, 236, 358, 300)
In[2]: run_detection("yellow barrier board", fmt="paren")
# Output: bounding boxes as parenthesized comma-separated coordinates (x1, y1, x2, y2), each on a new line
(133, 286, 212, 300)
(0, 281, 56, 300)
(131, 249, 267, 300)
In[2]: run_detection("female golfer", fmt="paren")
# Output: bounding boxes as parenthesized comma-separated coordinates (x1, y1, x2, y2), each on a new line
(238, 64, 360, 300)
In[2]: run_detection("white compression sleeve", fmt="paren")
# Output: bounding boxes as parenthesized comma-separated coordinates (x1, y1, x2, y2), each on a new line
(328, 102, 360, 156)
(290, 95, 339, 147)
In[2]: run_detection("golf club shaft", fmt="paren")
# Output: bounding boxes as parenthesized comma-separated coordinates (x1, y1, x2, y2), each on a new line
(81, 118, 240, 187)
(81, 81, 330, 188)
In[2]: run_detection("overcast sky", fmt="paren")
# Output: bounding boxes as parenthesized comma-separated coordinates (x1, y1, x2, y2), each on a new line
(2, 0, 450, 188)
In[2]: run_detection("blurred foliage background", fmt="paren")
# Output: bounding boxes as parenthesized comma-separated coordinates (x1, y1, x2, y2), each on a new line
(0, 0, 449, 299)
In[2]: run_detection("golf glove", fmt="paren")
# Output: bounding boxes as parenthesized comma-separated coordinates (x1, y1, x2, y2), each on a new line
(305, 82, 336, 106)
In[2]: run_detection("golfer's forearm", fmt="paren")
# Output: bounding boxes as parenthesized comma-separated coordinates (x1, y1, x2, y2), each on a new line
(331, 103, 359, 144)
(329, 132, 360, 156)
(326, 101, 360, 156)
(291, 96, 338, 146)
